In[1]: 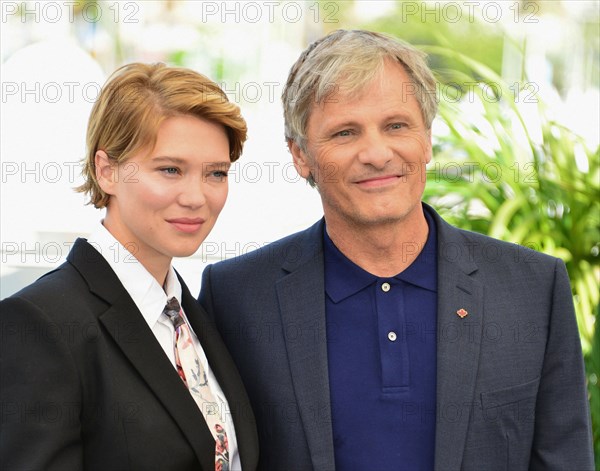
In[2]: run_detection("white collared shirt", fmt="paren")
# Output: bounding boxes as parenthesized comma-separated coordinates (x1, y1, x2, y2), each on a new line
(88, 223, 240, 470)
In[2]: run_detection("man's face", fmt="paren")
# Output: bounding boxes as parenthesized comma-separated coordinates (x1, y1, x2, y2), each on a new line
(290, 60, 432, 231)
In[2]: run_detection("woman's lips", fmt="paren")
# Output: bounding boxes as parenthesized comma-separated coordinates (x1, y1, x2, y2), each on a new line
(167, 218, 205, 233)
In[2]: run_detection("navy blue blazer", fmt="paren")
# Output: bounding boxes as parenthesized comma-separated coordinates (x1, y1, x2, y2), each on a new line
(199, 204, 593, 471)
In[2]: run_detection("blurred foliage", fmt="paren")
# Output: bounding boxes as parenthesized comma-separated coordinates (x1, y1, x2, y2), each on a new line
(353, 1, 505, 77)
(351, 0, 599, 97)
(419, 46, 599, 468)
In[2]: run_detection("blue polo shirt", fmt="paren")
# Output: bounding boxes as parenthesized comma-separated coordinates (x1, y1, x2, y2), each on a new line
(324, 210, 437, 470)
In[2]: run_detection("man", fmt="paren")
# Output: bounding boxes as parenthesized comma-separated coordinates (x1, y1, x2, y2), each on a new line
(199, 30, 593, 470)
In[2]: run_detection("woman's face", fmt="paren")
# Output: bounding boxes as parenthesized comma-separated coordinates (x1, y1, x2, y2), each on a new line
(99, 114, 231, 277)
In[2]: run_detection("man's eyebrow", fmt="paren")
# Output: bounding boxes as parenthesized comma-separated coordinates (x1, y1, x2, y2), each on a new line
(323, 113, 416, 130)
(321, 120, 360, 131)
(385, 112, 415, 120)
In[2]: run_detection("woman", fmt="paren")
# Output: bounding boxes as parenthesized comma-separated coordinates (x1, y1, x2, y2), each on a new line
(0, 63, 258, 470)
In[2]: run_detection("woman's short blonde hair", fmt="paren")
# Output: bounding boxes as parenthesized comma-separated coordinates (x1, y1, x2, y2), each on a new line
(77, 62, 247, 208)
(282, 29, 437, 151)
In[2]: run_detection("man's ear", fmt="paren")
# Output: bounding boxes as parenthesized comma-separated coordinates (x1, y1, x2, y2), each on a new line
(424, 129, 433, 165)
(95, 150, 117, 195)
(288, 139, 312, 180)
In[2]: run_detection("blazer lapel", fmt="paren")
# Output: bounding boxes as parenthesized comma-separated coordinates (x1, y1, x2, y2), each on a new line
(67, 239, 215, 470)
(427, 209, 484, 471)
(276, 220, 336, 471)
(180, 279, 259, 470)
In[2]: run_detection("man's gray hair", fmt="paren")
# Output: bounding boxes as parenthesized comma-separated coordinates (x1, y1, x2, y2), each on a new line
(282, 29, 438, 151)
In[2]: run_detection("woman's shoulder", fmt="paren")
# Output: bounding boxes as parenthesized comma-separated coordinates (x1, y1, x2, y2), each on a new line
(1, 261, 94, 319)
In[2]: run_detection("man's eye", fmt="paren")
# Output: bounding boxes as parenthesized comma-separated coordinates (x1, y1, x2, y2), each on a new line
(335, 130, 352, 137)
(390, 123, 406, 130)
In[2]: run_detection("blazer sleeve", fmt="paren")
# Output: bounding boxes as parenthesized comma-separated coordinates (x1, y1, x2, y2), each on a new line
(529, 259, 594, 470)
(198, 264, 216, 322)
(1, 296, 83, 470)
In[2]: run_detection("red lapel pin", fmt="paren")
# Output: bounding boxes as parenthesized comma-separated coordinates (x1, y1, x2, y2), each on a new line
(456, 308, 468, 318)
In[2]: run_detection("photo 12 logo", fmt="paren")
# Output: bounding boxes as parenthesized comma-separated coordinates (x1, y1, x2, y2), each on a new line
(198, 1, 339, 24)
(1, 2, 140, 24)
(399, 1, 539, 24)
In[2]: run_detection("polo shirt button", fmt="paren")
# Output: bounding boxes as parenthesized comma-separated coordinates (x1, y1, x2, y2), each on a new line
(381, 282, 391, 292)
(388, 331, 397, 341)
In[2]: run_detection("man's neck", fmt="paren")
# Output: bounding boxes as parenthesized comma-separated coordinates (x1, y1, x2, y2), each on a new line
(325, 209, 429, 278)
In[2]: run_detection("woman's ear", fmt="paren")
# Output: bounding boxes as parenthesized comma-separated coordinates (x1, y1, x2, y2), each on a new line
(95, 150, 117, 195)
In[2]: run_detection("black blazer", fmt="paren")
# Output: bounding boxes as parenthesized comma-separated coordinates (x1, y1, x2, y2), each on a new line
(1, 238, 258, 471)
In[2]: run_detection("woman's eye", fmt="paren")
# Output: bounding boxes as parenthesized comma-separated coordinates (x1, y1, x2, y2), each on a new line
(209, 170, 228, 180)
(161, 167, 179, 175)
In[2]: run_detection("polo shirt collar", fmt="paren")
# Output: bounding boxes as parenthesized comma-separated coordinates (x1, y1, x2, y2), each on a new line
(324, 207, 437, 303)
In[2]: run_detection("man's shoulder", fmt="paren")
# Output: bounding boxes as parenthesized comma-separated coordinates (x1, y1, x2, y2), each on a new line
(209, 219, 324, 274)
(452, 225, 555, 262)
(426, 205, 560, 275)
(436, 216, 560, 280)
